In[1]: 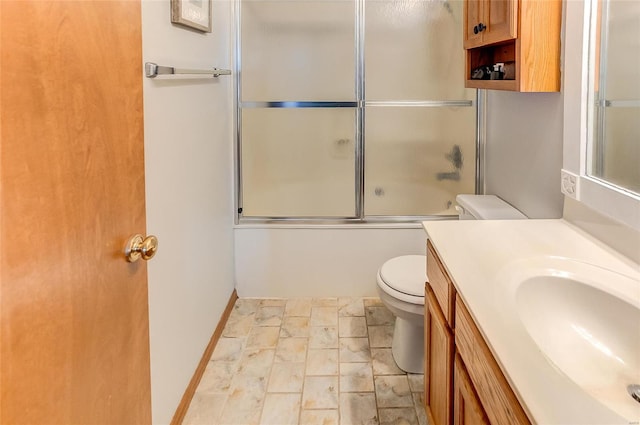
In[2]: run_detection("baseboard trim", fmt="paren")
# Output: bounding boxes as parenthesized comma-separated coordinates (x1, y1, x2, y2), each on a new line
(170, 289, 238, 425)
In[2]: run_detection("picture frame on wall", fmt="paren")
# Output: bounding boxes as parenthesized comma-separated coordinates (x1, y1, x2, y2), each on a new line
(171, 0, 212, 33)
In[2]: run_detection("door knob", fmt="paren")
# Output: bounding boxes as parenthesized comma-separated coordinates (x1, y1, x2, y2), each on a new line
(125, 234, 158, 262)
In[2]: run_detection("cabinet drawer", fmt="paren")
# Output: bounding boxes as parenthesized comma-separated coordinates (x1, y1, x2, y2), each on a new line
(427, 240, 456, 326)
(455, 299, 531, 425)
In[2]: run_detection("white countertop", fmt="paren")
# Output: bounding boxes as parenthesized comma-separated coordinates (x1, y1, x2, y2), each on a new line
(422, 218, 640, 425)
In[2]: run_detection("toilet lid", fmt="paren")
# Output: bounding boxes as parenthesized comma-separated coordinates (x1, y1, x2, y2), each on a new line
(379, 255, 427, 297)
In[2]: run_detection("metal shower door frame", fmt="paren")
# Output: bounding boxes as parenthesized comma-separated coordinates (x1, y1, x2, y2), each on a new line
(234, 0, 484, 224)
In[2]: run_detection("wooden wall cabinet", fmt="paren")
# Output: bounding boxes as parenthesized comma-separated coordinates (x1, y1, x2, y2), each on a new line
(424, 241, 532, 425)
(463, 0, 562, 92)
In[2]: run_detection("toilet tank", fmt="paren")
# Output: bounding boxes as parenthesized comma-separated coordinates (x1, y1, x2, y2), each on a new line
(455, 194, 527, 220)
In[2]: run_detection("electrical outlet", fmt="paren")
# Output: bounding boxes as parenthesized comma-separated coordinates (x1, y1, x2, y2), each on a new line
(561, 169, 580, 199)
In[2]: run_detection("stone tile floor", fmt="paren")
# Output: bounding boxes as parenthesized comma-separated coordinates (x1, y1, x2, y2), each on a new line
(183, 297, 426, 425)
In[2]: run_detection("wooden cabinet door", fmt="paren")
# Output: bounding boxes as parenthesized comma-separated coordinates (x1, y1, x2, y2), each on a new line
(454, 354, 490, 425)
(424, 287, 454, 425)
(464, 0, 484, 48)
(463, 0, 517, 48)
(456, 299, 532, 425)
(482, 0, 518, 45)
(1, 1, 151, 424)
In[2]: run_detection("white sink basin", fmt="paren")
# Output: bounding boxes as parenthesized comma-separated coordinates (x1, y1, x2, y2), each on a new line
(512, 259, 640, 421)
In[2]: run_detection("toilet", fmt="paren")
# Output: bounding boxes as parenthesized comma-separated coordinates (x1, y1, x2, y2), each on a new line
(376, 194, 526, 373)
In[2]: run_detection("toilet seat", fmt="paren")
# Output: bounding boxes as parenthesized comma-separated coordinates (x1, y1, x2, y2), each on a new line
(377, 255, 426, 305)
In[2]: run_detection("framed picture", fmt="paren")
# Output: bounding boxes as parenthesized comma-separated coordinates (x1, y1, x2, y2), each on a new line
(171, 0, 212, 33)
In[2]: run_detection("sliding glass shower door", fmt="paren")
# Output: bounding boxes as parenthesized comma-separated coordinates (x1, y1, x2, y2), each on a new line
(238, 0, 476, 220)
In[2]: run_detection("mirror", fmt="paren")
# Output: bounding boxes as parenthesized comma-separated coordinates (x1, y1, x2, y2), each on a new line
(588, 0, 640, 195)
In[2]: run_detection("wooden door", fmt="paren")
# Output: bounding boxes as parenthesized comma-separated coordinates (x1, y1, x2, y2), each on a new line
(453, 354, 490, 425)
(424, 287, 453, 425)
(1, 1, 152, 424)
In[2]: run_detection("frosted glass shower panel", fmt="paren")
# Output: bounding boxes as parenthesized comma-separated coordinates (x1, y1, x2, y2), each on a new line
(365, 107, 475, 216)
(241, 0, 356, 101)
(600, 108, 640, 193)
(365, 0, 474, 101)
(241, 108, 357, 217)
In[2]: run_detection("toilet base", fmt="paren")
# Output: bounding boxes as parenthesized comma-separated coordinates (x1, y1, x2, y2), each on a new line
(391, 317, 424, 374)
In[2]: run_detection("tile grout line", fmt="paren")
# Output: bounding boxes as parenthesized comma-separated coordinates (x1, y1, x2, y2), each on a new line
(206, 301, 248, 425)
(336, 303, 341, 425)
(218, 307, 248, 424)
(296, 306, 311, 425)
(256, 301, 286, 425)
(363, 302, 381, 424)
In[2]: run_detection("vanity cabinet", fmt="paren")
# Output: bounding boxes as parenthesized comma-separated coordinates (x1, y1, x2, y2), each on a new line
(463, 0, 562, 92)
(424, 240, 532, 425)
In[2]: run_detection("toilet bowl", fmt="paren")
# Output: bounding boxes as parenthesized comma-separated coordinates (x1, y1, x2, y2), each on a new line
(376, 255, 427, 374)
(376, 194, 527, 374)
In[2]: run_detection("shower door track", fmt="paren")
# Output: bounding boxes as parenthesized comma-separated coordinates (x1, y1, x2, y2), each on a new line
(234, 0, 484, 224)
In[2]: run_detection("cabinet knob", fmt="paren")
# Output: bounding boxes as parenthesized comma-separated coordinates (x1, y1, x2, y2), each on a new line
(478, 23, 486, 32)
(473, 25, 479, 34)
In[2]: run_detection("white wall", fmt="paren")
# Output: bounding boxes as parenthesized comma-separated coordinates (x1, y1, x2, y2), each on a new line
(141, 1, 235, 423)
(235, 226, 427, 297)
(484, 91, 565, 218)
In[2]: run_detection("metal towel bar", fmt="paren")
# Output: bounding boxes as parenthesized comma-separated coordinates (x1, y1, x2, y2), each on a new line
(600, 99, 640, 108)
(145, 62, 231, 78)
